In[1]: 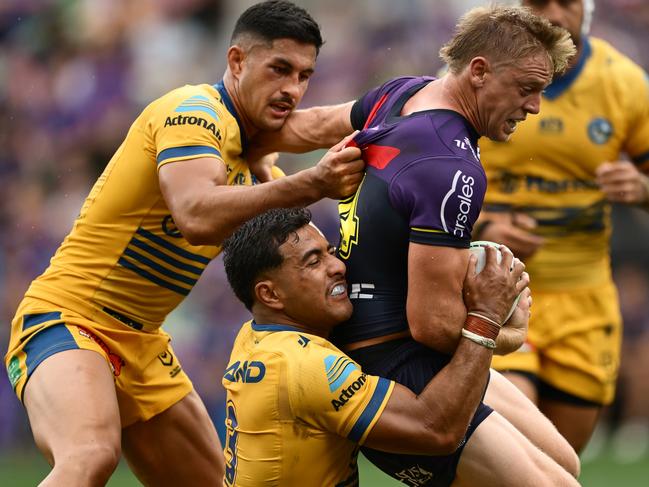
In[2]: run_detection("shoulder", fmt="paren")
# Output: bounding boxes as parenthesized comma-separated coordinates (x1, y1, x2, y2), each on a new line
(589, 37, 647, 89)
(144, 84, 228, 122)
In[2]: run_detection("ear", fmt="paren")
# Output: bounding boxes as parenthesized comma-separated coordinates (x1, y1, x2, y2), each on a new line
(468, 57, 489, 88)
(254, 280, 284, 311)
(227, 45, 246, 78)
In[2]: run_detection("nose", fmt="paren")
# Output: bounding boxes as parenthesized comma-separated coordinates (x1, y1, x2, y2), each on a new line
(280, 74, 303, 102)
(327, 253, 347, 278)
(524, 92, 542, 115)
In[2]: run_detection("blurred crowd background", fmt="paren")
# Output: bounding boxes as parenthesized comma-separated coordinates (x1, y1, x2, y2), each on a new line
(1, 0, 649, 477)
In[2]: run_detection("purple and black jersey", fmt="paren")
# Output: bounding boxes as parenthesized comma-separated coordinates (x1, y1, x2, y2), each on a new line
(332, 76, 487, 346)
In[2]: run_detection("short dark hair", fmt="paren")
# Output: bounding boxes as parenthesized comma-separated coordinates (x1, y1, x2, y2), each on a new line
(223, 207, 312, 310)
(231, 1, 323, 54)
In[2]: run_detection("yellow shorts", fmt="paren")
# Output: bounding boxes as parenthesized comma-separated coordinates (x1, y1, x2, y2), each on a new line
(5, 296, 193, 427)
(491, 280, 622, 405)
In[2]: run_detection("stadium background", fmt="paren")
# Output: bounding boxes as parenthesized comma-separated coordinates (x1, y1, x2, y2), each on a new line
(1, 0, 648, 485)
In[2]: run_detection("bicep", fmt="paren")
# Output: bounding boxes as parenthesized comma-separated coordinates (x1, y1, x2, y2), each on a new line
(158, 157, 227, 217)
(407, 243, 469, 353)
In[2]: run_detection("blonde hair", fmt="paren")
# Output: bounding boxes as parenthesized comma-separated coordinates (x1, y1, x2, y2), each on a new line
(440, 5, 575, 75)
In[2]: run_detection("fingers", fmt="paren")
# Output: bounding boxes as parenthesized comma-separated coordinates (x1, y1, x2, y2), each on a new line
(511, 212, 538, 231)
(515, 271, 530, 294)
(329, 131, 360, 152)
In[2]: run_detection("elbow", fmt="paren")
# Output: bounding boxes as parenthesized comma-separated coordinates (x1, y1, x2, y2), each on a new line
(409, 318, 456, 354)
(418, 427, 464, 456)
(174, 215, 223, 246)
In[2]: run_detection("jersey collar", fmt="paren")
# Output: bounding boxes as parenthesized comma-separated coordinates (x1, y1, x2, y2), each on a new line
(543, 37, 592, 101)
(214, 80, 249, 156)
(251, 320, 302, 332)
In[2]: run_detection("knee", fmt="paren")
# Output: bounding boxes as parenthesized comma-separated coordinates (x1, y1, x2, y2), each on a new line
(55, 440, 121, 484)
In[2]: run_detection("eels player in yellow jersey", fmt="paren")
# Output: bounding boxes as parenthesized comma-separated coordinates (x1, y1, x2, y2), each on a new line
(221, 208, 580, 487)
(478, 0, 649, 453)
(3, 2, 364, 485)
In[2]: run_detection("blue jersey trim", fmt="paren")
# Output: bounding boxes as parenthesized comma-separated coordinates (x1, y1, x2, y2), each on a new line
(129, 237, 205, 275)
(122, 248, 199, 286)
(348, 377, 391, 442)
(136, 227, 211, 264)
(23, 324, 78, 385)
(157, 145, 221, 165)
(251, 321, 301, 332)
(214, 80, 249, 155)
(544, 38, 592, 101)
(118, 257, 190, 296)
(22, 311, 62, 331)
(175, 95, 219, 120)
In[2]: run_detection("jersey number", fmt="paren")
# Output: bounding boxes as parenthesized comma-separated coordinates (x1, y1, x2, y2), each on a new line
(338, 175, 365, 259)
(224, 400, 239, 486)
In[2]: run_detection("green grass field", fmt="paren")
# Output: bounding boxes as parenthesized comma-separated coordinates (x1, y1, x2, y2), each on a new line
(1, 448, 648, 486)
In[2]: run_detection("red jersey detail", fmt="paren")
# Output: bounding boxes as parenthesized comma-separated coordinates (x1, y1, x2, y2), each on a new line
(364, 144, 401, 170)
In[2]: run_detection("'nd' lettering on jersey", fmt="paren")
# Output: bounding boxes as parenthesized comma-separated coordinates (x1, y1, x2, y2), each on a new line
(222, 321, 394, 486)
(24, 82, 283, 330)
(333, 76, 487, 346)
(480, 37, 649, 290)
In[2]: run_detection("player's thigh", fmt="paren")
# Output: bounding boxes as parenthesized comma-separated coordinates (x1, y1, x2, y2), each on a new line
(122, 388, 224, 486)
(484, 370, 579, 477)
(539, 397, 601, 454)
(453, 411, 579, 487)
(24, 347, 121, 464)
(491, 348, 540, 403)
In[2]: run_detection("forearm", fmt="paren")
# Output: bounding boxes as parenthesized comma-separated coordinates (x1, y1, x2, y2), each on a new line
(251, 102, 355, 154)
(174, 169, 321, 245)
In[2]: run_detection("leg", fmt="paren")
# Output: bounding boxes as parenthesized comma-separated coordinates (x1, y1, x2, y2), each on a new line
(453, 411, 579, 487)
(24, 349, 122, 486)
(122, 389, 224, 486)
(484, 370, 579, 477)
(539, 397, 601, 454)
(500, 370, 538, 403)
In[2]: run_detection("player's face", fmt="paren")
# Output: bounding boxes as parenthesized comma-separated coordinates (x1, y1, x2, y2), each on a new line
(480, 53, 552, 142)
(238, 38, 316, 132)
(273, 224, 352, 334)
(523, 0, 584, 46)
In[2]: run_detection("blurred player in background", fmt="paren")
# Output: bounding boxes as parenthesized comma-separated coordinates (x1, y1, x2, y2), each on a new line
(254, 5, 580, 486)
(478, 0, 649, 453)
(220, 208, 580, 487)
(3, 1, 363, 485)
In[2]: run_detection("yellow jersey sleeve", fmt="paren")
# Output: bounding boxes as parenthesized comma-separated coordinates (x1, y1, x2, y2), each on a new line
(622, 65, 649, 169)
(288, 345, 394, 444)
(145, 85, 228, 169)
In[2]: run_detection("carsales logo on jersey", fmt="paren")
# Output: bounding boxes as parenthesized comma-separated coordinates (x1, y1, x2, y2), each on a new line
(441, 170, 475, 239)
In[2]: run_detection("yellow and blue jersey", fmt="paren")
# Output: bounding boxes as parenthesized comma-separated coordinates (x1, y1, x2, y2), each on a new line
(222, 321, 395, 487)
(24, 82, 283, 330)
(480, 37, 649, 290)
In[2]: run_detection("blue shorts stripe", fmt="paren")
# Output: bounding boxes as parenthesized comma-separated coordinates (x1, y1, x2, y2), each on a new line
(123, 247, 198, 286)
(118, 257, 190, 296)
(348, 377, 391, 442)
(22, 311, 62, 331)
(130, 237, 204, 275)
(157, 145, 221, 165)
(135, 227, 211, 264)
(24, 324, 78, 378)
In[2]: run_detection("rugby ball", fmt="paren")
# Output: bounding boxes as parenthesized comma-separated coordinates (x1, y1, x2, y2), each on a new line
(468, 241, 521, 323)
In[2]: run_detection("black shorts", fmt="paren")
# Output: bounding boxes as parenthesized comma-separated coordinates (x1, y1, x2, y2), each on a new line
(348, 338, 493, 487)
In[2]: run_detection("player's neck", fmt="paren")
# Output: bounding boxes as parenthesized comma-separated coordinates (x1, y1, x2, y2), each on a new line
(252, 310, 330, 338)
(221, 73, 259, 139)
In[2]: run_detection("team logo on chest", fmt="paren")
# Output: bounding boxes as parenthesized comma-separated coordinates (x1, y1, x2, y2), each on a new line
(587, 117, 613, 145)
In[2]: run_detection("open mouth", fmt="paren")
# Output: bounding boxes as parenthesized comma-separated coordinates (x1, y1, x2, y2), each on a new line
(269, 102, 293, 117)
(330, 283, 347, 297)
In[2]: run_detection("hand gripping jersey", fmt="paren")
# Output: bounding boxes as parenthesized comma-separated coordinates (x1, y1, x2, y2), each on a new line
(23, 82, 282, 330)
(332, 76, 487, 346)
(222, 321, 394, 487)
(480, 37, 649, 290)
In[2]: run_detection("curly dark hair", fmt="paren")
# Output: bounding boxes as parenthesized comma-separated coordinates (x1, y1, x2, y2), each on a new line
(222, 207, 312, 310)
(231, 1, 323, 54)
